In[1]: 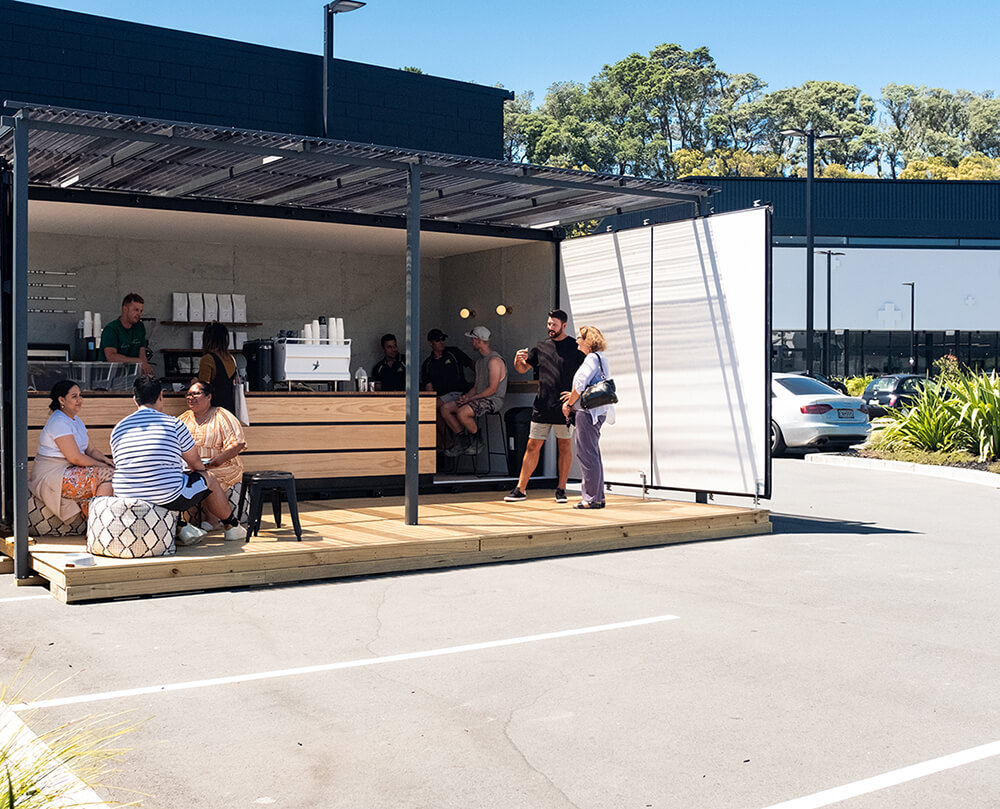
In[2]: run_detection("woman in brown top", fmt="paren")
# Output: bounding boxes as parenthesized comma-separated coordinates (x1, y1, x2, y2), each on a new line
(197, 321, 238, 415)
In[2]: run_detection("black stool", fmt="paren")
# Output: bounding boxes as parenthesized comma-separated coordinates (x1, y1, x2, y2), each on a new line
(238, 471, 302, 541)
(454, 411, 507, 477)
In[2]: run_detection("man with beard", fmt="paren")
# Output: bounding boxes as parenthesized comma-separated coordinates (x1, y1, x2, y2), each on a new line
(504, 309, 585, 503)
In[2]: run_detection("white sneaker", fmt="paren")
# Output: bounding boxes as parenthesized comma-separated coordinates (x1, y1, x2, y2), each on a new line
(200, 521, 216, 532)
(177, 523, 207, 546)
(223, 523, 247, 542)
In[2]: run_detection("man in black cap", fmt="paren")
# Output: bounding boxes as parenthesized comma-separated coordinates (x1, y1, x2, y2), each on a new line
(420, 328, 474, 452)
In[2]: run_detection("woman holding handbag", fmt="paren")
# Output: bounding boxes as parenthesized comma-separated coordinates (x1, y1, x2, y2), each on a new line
(561, 325, 615, 509)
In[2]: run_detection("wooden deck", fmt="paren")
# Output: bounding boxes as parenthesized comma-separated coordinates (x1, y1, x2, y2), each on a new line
(2, 492, 770, 603)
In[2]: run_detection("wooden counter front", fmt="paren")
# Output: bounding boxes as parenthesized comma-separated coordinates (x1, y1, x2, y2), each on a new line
(28, 392, 437, 493)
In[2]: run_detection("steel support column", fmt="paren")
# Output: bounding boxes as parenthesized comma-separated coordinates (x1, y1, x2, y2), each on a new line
(12, 116, 29, 577)
(404, 162, 421, 525)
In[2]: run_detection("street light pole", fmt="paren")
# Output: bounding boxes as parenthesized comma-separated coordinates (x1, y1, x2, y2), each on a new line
(818, 250, 845, 376)
(781, 126, 840, 375)
(323, 0, 366, 138)
(903, 282, 916, 372)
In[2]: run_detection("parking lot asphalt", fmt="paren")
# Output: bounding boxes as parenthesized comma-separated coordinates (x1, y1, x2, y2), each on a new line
(1, 457, 998, 809)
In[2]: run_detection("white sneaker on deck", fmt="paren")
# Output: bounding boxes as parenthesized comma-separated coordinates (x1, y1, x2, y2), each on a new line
(223, 523, 247, 542)
(177, 523, 207, 546)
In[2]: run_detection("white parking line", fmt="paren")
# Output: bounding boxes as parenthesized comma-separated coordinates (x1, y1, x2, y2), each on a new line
(0, 595, 51, 603)
(760, 739, 1000, 809)
(12, 614, 679, 712)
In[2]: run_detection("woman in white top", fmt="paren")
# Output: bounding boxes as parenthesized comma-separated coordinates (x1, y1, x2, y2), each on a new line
(28, 379, 114, 521)
(561, 325, 614, 509)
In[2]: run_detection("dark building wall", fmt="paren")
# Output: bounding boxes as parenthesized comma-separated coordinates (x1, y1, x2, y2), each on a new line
(0, 0, 511, 157)
(602, 177, 1000, 240)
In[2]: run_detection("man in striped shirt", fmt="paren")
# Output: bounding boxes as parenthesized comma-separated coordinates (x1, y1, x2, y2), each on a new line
(111, 376, 246, 544)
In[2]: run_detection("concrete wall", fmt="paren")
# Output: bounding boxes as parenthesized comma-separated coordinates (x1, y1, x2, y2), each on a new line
(773, 246, 1000, 331)
(26, 231, 444, 376)
(438, 240, 555, 371)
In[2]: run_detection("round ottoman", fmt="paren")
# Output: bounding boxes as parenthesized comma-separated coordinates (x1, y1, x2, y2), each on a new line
(86, 496, 178, 558)
(27, 494, 87, 537)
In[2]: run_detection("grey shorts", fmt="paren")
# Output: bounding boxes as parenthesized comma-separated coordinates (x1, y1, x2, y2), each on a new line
(529, 421, 573, 441)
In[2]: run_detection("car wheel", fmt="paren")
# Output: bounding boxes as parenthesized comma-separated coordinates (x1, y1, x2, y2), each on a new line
(770, 420, 787, 456)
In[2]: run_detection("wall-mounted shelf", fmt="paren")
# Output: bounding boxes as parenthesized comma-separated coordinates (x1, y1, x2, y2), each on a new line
(161, 321, 261, 327)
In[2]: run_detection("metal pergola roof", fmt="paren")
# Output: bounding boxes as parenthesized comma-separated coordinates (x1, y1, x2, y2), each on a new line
(0, 103, 712, 228)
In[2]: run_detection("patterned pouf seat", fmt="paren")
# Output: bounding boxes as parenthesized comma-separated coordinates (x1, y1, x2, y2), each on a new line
(27, 494, 87, 537)
(87, 496, 178, 558)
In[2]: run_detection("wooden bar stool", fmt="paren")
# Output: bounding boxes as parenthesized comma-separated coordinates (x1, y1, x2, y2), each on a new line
(240, 471, 302, 541)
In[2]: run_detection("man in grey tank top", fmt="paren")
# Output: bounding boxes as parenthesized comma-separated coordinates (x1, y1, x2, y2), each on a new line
(441, 325, 507, 456)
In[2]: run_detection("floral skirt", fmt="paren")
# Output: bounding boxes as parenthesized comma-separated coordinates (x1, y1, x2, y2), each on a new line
(61, 466, 112, 520)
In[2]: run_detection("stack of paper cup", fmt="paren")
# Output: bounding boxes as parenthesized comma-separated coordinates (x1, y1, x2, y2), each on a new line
(303, 323, 313, 343)
(319, 317, 328, 341)
(83, 311, 93, 338)
(311, 319, 320, 345)
(335, 317, 345, 343)
(93, 312, 102, 338)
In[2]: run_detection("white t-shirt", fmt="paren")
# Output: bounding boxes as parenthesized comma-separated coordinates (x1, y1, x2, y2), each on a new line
(110, 407, 196, 504)
(37, 409, 89, 459)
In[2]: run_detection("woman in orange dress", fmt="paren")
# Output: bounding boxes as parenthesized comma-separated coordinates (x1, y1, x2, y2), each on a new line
(28, 379, 115, 521)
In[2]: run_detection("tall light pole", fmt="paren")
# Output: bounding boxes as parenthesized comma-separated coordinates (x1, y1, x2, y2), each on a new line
(818, 250, 845, 376)
(323, 0, 366, 138)
(781, 127, 839, 374)
(903, 282, 916, 372)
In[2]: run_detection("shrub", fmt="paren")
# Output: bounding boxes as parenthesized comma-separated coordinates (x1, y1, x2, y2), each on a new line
(945, 370, 1000, 461)
(844, 375, 872, 397)
(872, 378, 969, 453)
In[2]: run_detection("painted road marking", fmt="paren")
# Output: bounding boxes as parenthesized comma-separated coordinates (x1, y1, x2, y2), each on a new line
(760, 739, 1000, 809)
(0, 595, 51, 603)
(12, 614, 679, 711)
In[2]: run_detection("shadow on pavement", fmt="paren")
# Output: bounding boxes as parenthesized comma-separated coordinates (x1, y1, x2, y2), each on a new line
(770, 513, 916, 536)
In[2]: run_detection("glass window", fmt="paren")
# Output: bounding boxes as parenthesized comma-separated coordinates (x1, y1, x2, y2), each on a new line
(901, 378, 924, 394)
(775, 376, 841, 395)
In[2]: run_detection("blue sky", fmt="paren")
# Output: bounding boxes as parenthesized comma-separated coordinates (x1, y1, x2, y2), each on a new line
(25, 0, 1000, 111)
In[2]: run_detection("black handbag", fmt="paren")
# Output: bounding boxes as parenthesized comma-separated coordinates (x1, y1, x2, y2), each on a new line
(580, 355, 618, 409)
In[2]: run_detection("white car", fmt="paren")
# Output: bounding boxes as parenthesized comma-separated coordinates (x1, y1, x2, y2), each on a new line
(771, 373, 871, 455)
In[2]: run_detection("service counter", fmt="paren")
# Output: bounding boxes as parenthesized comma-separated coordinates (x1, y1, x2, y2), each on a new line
(28, 391, 437, 496)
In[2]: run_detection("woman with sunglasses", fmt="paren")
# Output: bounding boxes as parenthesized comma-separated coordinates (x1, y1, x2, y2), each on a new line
(177, 380, 247, 526)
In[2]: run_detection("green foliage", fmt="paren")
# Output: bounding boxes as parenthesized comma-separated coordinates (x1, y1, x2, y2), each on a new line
(873, 379, 968, 453)
(843, 375, 872, 397)
(1, 672, 139, 808)
(501, 46, 1000, 180)
(945, 370, 1000, 461)
(932, 353, 962, 387)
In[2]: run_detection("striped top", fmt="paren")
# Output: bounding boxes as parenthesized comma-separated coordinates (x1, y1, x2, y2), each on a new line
(110, 406, 195, 504)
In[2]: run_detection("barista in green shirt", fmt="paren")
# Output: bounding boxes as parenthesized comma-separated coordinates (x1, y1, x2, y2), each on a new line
(101, 292, 154, 376)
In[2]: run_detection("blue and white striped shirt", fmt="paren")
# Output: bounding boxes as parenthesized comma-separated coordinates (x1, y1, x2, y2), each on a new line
(110, 407, 195, 504)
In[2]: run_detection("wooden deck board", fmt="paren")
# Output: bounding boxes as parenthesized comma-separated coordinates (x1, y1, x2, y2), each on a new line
(3, 492, 770, 603)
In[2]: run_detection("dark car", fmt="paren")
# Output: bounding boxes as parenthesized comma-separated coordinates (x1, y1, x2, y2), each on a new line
(860, 374, 928, 418)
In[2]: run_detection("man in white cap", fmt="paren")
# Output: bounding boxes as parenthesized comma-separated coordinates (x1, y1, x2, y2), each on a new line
(440, 325, 507, 456)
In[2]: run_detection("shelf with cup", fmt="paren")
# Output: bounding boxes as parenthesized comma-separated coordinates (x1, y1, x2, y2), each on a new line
(160, 321, 261, 327)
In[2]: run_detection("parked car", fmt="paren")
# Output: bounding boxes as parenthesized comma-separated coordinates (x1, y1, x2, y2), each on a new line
(790, 370, 849, 395)
(860, 374, 928, 419)
(771, 372, 871, 455)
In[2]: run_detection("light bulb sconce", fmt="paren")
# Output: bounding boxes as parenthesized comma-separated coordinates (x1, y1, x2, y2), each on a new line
(495, 304, 513, 316)
(459, 307, 476, 319)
